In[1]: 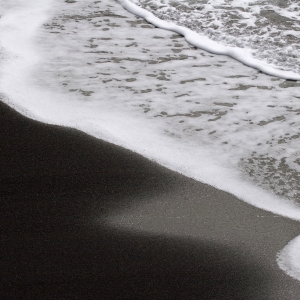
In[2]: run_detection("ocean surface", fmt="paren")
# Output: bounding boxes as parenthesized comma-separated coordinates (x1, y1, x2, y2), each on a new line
(0, 0, 300, 281)
(130, 0, 300, 76)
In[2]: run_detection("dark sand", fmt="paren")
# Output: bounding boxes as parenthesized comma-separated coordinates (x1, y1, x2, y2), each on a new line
(1, 100, 300, 299)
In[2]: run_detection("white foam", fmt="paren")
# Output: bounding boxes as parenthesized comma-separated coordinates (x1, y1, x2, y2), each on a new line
(118, 0, 300, 80)
(126, 0, 300, 77)
(277, 236, 300, 282)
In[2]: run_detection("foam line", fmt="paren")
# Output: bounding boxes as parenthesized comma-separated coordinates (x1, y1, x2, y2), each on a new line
(277, 235, 300, 282)
(118, 0, 300, 81)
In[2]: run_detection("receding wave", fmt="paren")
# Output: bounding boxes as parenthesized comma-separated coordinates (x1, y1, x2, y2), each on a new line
(126, 0, 300, 78)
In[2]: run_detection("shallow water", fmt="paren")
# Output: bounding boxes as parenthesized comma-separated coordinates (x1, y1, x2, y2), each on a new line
(131, 0, 300, 74)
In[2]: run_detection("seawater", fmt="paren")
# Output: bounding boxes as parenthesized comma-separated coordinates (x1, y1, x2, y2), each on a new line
(129, 0, 300, 75)
(0, 0, 300, 282)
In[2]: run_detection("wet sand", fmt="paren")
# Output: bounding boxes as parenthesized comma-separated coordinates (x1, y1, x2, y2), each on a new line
(1, 99, 300, 299)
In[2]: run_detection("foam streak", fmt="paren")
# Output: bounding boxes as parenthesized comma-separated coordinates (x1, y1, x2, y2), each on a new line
(118, 0, 300, 80)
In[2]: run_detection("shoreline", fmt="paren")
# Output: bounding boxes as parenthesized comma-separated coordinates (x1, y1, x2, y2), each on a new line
(2, 0, 300, 218)
(1, 0, 300, 298)
(1, 97, 300, 298)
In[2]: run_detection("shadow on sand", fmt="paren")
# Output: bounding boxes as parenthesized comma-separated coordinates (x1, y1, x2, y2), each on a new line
(0, 102, 271, 299)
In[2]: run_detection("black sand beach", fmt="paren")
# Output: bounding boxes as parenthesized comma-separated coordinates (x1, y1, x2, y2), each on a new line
(1, 100, 300, 299)
(1, 0, 300, 298)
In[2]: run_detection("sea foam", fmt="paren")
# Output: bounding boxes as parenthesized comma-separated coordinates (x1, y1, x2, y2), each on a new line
(118, 0, 300, 80)
(277, 236, 300, 282)
(125, 0, 300, 77)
